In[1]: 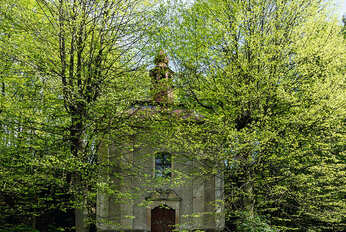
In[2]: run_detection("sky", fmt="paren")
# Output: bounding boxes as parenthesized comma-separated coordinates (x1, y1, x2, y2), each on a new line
(331, 0, 346, 22)
(181, 0, 346, 23)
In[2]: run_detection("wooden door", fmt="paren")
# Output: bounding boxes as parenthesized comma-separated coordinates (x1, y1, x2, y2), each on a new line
(151, 206, 175, 232)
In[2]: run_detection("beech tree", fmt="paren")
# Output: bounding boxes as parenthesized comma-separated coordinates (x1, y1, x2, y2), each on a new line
(1, 0, 344, 231)
(150, 0, 345, 231)
(0, 0, 152, 231)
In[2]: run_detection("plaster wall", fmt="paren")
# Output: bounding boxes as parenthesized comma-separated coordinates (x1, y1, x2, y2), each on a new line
(97, 131, 224, 232)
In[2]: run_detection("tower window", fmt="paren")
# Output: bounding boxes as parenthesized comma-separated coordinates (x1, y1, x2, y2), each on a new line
(155, 152, 172, 177)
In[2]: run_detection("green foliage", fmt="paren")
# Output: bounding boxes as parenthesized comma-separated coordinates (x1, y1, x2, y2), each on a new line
(150, 0, 345, 231)
(0, 0, 345, 231)
(0, 0, 152, 230)
(236, 212, 276, 232)
(0, 224, 40, 232)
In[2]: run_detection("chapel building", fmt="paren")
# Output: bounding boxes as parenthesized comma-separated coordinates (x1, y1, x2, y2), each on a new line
(97, 51, 224, 232)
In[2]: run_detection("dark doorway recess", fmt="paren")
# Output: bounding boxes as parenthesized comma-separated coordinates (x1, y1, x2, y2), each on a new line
(151, 205, 175, 232)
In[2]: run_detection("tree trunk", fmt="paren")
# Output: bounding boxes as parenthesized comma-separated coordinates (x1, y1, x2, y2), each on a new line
(70, 113, 88, 232)
(244, 168, 254, 217)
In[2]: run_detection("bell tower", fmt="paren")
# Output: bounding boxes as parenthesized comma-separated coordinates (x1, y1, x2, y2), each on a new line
(149, 50, 174, 103)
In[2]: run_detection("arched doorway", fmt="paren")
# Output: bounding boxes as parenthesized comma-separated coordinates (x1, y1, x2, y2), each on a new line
(151, 205, 175, 232)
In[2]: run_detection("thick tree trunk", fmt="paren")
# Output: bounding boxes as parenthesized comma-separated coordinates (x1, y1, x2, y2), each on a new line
(70, 113, 88, 232)
(75, 208, 88, 232)
(74, 175, 89, 232)
(243, 169, 254, 217)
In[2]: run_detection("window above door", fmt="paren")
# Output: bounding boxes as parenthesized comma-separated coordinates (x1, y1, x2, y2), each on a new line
(155, 152, 172, 178)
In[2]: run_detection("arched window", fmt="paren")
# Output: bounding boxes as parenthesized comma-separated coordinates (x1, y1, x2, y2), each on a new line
(155, 152, 172, 177)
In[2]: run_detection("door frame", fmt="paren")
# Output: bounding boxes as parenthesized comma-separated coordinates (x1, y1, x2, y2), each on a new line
(146, 201, 180, 231)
